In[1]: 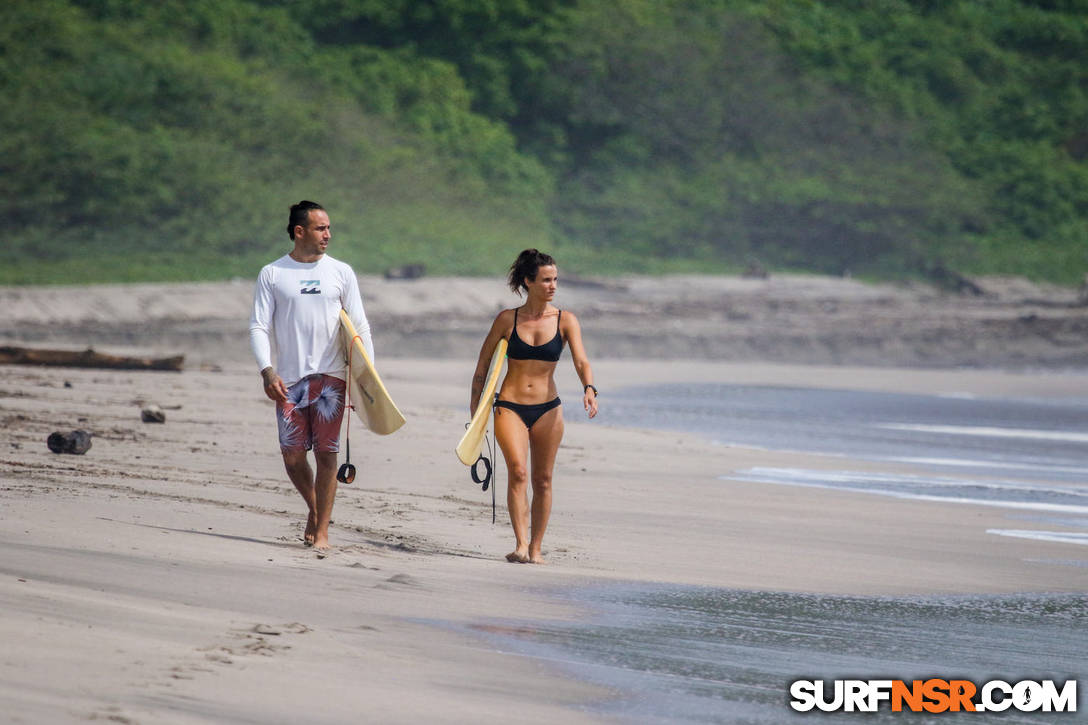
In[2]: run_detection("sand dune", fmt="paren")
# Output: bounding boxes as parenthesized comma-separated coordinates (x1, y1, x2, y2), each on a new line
(2, 273, 1085, 367)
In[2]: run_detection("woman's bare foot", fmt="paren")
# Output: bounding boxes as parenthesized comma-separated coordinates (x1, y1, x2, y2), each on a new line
(528, 551, 545, 564)
(505, 551, 529, 563)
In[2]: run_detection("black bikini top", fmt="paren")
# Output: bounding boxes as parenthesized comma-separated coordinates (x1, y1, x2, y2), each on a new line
(507, 308, 564, 362)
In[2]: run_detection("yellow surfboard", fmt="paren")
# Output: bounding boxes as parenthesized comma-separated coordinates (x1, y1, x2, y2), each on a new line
(339, 309, 406, 435)
(456, 338, 507, 465)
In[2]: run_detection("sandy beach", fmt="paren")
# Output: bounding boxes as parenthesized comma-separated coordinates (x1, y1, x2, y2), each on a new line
(2, 274, 1086, 722)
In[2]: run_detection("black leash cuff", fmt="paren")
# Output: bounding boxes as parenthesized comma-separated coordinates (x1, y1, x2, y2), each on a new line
(471, 455, 492, 488)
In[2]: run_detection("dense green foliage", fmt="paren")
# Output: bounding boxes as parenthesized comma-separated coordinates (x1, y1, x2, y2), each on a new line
(2, 0, 1085, 284)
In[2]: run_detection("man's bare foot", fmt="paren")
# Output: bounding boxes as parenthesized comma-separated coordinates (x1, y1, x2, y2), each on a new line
(304, 512, 317, 546)
(505, 551, 529, 563)
(314, 530, 331, 557)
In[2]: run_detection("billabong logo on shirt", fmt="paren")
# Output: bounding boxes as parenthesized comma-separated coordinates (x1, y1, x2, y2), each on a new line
(299, 280, 321, 295)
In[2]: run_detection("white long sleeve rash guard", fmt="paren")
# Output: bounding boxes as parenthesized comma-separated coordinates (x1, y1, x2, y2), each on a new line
(249, 253, 374, 387)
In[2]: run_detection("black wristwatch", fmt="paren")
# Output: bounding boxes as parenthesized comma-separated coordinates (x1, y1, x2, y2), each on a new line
(584, 384, 598, 395)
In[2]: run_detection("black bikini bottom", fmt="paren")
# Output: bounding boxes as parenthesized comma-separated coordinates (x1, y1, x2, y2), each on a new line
(495, 397, 561, 429)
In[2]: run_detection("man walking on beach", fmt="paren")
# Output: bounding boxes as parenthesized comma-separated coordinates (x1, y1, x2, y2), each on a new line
(249, 201, 374, 554)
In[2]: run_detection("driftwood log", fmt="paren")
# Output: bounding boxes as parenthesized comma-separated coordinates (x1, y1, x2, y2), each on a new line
(0, 346, 184, 371)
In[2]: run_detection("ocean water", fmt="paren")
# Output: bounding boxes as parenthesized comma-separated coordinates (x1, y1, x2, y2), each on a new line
(600, 384, 1088, 544)
(463, 383, 1088, 722)
(465, 585, 1087, 723)
(598, 383, 1088, 485)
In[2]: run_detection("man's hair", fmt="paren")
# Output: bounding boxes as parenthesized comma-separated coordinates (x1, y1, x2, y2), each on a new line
(287, 200, 325, 240)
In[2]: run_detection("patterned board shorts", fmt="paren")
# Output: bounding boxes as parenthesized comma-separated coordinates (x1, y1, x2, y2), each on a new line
(276, 374, 346, 453)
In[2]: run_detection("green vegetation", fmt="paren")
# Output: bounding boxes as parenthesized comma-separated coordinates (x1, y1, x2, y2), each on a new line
(2, 0, 1085, 284)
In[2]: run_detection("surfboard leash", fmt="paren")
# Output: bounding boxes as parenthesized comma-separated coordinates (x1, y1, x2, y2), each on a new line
(336, 335, 360, 485)
(487, 410, 497, 523)
(469, 393, 499, 523)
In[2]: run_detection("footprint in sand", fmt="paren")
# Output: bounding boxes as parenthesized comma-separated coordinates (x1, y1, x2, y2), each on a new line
(374, 573, 422, 590)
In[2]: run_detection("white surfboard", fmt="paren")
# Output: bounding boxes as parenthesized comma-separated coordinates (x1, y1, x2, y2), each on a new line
(456, 338, 507, 465)
(339, 309, 406, 435)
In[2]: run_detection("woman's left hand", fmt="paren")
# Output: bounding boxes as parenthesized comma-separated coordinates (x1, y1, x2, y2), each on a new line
(583, 389, 598, 419)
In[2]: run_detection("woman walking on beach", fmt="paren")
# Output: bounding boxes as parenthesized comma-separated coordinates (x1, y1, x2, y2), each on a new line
(470, 249, 598, 564)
